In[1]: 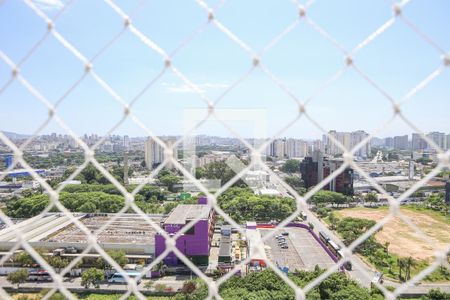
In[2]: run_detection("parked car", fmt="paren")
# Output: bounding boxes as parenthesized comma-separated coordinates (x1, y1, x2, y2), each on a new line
(123, 264, 143, 272)
(281, 245, 289, 249)
(64, 246, 78, 254)
(371, 272, 384, 286)
(281, 232, 289, 236)
(108, 272, 141, 284)
(28, 270, 52, 282)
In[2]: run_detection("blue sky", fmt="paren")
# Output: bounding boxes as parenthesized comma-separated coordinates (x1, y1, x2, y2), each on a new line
(0, 0, 449, 139)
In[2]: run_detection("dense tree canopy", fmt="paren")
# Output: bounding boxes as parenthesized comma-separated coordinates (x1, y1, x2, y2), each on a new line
(5, 192, 124, 218)
(309, 190, 351, 206)
(281, 159, 301, 173)
(195, 160, 246, 186)
(61, 163, 133, 185)
(284, 175, 306, 195)
(95, 250, 128, 270)
(218, 187, 296, 223)
(158, 174, 182, 192)
(62, 183, 167, 202)
(5, 190, 175, 218)
(335, 217, 377, 247)
(21, 151, 144, 170)
(81, 268, 104, 288)
(7, 269, 28, 288)
(177, 269, 382, 300)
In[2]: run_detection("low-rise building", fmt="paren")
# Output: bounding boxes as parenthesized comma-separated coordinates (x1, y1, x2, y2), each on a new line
(155, 198, 216, 266)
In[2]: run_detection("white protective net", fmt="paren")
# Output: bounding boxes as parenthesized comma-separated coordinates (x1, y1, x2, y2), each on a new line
(0, 0, 449, 299)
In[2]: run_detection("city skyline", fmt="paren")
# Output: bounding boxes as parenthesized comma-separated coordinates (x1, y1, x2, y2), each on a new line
(1, 1, 450, 139)
(2, 129, 450, 141)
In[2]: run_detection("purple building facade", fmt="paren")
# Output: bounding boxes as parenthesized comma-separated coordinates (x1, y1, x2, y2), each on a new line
(155, 198, 216, 266)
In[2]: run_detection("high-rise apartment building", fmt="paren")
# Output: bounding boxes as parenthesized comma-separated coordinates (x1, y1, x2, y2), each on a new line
(426, 132, 446, 150)
(268, 138, 308, 159)
(393, 135, 409, 150)
(123, 135, 130, 150)
(299, 157, 319, 188)
(285, 138, 307, 158)
(384, 137, 394, 149)
(325, 130, 370, 159)
(412, 133, 427, 151)
(144, 137, 177, 170)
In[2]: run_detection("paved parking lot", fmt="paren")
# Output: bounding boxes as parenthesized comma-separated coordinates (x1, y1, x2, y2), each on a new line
(287, 227, 335, 270)
(261, 229, 305, 271)
(261, 227, 334, 271)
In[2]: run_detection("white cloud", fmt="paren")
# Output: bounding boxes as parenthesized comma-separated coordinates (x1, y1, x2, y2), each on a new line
(32, 0, 64, 10)
(162, 82, 229, 94)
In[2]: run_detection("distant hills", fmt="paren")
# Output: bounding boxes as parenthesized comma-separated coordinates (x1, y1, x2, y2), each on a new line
(1, 131, 31, 140)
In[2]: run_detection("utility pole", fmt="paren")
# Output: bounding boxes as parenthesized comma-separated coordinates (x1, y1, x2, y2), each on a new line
(124, 150, 129, 186)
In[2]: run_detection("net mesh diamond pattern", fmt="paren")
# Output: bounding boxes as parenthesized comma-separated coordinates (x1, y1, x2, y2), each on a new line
(0, 0, 449, 299)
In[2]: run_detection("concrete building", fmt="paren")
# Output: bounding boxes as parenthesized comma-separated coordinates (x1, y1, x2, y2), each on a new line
(299, 157, 319, 189)
(323, 160, 354, 196)
(427, 132, 446, 150)
(300, 155, 353, 195)
(285, 139, 307, 158)
(412, 133, 427, 151)
(0, 213, 163, 255)
(326, 130, 370, 159)
(155, 198, 216, 266)
(144, 137, 177, 170)
(393, 135, 409, 150)
(384, 137, 394, 149)
(268, 138, 308, 159)
(272, 139, 285, 158)
(218, 235, 232, 264)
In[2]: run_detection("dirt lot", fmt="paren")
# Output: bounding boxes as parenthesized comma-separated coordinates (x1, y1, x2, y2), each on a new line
(336, 207, 450, 261)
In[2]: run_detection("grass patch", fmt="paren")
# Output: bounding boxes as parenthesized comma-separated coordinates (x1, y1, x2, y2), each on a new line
(330, 211, 450, 283)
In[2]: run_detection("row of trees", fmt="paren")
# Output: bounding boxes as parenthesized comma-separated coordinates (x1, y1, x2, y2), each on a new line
(6, 190, 182, 218)
(61, 183, 166, 201)
(19, 150, 145, 171)
(176, 268, 385, 300)
(55, 163, 133, 186)
(6, 192, 125, 218)
(310, 190, 352, 206)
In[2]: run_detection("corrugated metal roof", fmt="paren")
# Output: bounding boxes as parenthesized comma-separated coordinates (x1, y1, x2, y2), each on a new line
(164, 204, 211, 225)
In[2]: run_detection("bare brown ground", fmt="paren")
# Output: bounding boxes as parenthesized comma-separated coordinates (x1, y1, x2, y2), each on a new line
(336, 208, 450, 261)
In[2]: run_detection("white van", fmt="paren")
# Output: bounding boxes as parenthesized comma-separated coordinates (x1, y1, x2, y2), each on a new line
(108, 272, 141, 284)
